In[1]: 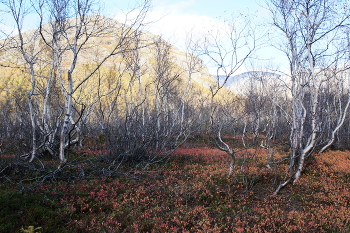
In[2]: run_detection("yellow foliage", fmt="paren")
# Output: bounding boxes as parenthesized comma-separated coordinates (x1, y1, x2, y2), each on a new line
(0, 20, 235, 115)
(20, 226, 42, 233)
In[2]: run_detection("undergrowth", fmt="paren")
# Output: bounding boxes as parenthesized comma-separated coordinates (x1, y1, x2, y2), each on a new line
(0, 145, 349, 232)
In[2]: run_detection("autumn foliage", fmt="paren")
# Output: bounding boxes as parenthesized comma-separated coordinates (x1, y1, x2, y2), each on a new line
(0, 145, 349, 232)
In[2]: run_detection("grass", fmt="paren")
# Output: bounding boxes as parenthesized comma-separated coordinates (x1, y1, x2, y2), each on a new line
(0, 145, 349, 232)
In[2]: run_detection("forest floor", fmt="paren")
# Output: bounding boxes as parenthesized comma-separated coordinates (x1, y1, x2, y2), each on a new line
(0, 144, 349, 232)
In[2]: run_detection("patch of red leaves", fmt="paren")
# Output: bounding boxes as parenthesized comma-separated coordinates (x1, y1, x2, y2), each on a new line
(27, 146, 350, 232)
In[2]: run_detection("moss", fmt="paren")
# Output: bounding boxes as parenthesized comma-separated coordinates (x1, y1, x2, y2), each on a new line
(0, 187, 68, 233)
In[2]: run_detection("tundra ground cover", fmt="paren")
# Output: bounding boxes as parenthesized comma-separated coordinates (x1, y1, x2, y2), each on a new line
(0, 145, 349, 232)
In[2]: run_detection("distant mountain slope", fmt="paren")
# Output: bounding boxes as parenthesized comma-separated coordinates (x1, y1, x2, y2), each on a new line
(0, 15, 226, 102)
(213, 71, 285, 94)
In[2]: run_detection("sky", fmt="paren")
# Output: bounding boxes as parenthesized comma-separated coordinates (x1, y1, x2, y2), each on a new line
(111, 0, 286, 73)
(112, 0, 266, 38)
(122, 0, 265, 44)
(0, 0, 287, 74)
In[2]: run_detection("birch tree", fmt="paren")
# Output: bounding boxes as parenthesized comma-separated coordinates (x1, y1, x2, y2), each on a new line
(4, 0, 151, 165)
(5, 0, 44, 162)
(197, 13, 259, 174)
(268, 0, 350, 194)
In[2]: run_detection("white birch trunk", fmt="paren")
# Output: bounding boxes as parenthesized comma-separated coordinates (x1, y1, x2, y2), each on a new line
(59, 71, 73, 164)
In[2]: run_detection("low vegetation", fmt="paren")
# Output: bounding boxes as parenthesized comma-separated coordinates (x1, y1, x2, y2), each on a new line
(1, 144, 349, 232)
(1, 0, 350, 232)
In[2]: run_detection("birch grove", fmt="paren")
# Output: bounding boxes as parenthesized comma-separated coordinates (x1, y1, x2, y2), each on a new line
(1, 0, 350, 193)
(268, 0, 350, 194)
(3, 0, 151, 165)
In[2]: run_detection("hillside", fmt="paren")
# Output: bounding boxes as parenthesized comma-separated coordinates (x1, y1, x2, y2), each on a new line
(215, 71, 285, 94)
(0, 14, 239, 165)
(0, 15, 224, 103)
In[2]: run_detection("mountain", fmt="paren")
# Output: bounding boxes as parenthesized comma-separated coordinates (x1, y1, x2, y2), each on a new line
(213, 71, 284, 94)
(0, 15, 225, 105)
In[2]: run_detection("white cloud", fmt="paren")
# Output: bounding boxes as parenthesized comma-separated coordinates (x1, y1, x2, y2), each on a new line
(114, 0, 222, 51)
(0, 23, 15, 38)
(113, 1, 269, 75)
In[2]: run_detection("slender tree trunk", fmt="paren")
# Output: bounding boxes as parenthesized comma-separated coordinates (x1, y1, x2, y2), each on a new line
(319, 91, 350, 153)
(28, 97, 36, 162)
(28, 64, 37, 162)
(59, 71, 73, 164)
